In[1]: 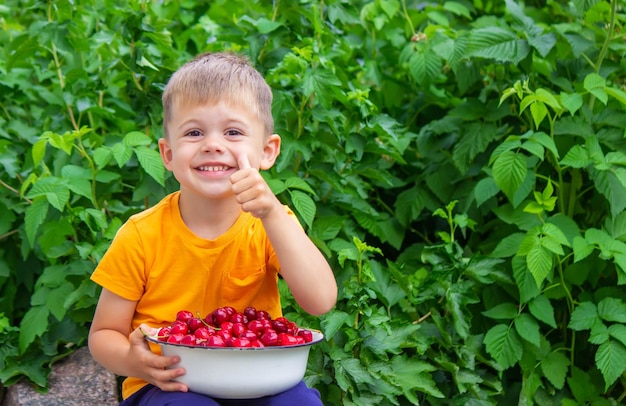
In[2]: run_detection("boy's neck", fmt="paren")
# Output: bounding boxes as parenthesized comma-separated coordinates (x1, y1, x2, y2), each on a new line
(177, 192, 242, 240)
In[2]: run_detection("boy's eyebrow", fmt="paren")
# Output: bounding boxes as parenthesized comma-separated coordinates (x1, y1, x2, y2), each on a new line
(175, 116, 252, 131)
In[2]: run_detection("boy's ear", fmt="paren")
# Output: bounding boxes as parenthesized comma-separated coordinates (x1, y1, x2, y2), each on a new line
(260, 134, 281, 170)
(159, 138, 174, 171)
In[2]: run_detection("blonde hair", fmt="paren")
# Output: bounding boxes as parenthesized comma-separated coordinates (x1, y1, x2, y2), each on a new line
(162, 52, 274, 138)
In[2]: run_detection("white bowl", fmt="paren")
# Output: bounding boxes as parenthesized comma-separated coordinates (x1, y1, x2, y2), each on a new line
(145, 330, 323, 399)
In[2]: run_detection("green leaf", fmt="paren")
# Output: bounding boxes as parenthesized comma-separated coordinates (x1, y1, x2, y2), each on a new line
(560, 92, 584, 115)
(608, 324, 626, 347)
(569, 302, 598, 331)
(61, 165, 93, 200)
(512, 256, 540, 303)
(18, 305, 49, 353)
(134, 146, 165, 186)
(408, 48, 442, 86)
(589, 321, 609, 345)
(320, 311, 352, 340)
(391, 356, 444, 399)
(24, 197, 49, 247)
(595, 340, 626, 390)
(284, 177, 317, 196)
(526, 242, 552, 287)
(124, 131, 152, 147)
(474, 177, 500, 207)
(514, 313, 541, 347)
(112, 142, 133, 167)
(370, 261, 406, 309)
(467, 27, 530, 64)
(573, 236, 595, 262)
(590, 168, 626, 218)
(567, 366, 600, 404)
(32, 138, 47, 167)
(560, 145, 592, 168)
(583, 73, 608, 104)
(491, 233, 525, 258)
(482, 303, 518, 320)
(529, 295, 557, 328)
(597, 297, 626, 323)
(540, 350, 569, 389)
(93, 146, 113, 169)
(484, 324, 524, 370)
(46, 282, 75, 321)
(289, 190, 316, 229)
(605, 86, 626, 107)
(452, 122, 499, 174)
(492, 150, 527, 203)
(339, 358, 375, 385)
(25, 177, 70, 212)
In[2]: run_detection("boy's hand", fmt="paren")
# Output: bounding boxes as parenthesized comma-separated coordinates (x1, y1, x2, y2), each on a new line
(231, 153, 279, 219)
(128, 325, 188, 393)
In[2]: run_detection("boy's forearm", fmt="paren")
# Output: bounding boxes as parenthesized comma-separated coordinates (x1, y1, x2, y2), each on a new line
(89, 329, 134, 377)
(262, 205, 337, 315)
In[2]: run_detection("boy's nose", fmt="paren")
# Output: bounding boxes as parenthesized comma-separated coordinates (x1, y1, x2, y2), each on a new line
(201, 133, 224, 153)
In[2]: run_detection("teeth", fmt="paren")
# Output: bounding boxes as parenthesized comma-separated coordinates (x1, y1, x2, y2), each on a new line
(198, 165, 229, 172)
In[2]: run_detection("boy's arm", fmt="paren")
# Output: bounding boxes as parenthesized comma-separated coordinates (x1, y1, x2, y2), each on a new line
(231, 154, 337, 315)
(88, 288, 187, 392)
(262, 206, 338, 315)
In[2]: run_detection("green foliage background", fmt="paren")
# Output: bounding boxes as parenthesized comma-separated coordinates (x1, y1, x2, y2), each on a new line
(1, 0, 626, 404)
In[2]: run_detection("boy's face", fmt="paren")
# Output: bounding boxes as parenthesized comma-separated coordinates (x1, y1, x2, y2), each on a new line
(159, 99, 280, 200)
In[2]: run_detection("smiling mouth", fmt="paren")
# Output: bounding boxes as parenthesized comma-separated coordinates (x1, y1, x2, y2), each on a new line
(197, 165, 231, 172)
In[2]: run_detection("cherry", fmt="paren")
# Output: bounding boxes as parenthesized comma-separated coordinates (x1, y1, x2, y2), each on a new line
(256, 310, 271, 320)
(243, 306, 257, 321)
(187, 317, 204, 332)
(194, 326, 213, 340)
(206, 335, 226, 347)
(230, 312, 247, 324)
(157, 326, 172, 342)
(231, 322, 247, 337)
(259, 319, 273, 331)
(278, 333, 299, 346)
(217, 330, 233, 345)
(260, 329, 279, 346)
(181, 334, 196, 346)
(223, 306, 237, 318)
(176, 310, 194, 323)
(246, 320, 265, 335)
(231, 337, 252, 348)
(170, 321, 188, 335)
(212, 308, 230, 325)
(203, 313, 215, 326)
(220, 321, 234, 334)
(298, 329, 313, 343)
(167, 333, 185, 344)
(272, 319, 288, 333)
(251, 339, 264, 348)
(241, 330, 258, 341)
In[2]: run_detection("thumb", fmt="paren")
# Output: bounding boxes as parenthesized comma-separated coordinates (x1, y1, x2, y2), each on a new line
(133, 324, 157, 344)
(238, 153, 252, 170)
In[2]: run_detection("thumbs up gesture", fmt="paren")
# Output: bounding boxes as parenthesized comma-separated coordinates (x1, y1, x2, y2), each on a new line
(230, 153, 279, 219)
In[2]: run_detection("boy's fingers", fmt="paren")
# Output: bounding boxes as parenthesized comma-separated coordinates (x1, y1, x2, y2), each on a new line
(238, 153, 252, 170)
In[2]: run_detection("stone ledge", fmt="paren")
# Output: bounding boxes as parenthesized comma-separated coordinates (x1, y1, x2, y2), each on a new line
(2, 346, 119, 406)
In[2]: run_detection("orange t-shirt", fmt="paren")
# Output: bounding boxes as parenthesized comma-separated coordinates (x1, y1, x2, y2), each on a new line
(91, 191, 290, 399)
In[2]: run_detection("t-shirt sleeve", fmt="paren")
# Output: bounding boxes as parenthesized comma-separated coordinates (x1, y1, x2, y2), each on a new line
(90, 219, 147, 301)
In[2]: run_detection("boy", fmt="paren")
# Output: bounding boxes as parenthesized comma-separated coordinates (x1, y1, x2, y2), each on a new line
(88, 52, 338, 405)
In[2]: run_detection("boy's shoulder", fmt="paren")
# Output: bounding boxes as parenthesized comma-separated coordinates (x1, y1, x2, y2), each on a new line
(127, 192, 178, 225)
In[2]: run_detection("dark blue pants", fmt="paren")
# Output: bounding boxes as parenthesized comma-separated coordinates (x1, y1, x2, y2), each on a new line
(120, 381, 323, 406)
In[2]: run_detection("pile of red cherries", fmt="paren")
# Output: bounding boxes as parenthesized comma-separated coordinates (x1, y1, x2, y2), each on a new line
(154, 306, 314, 348)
